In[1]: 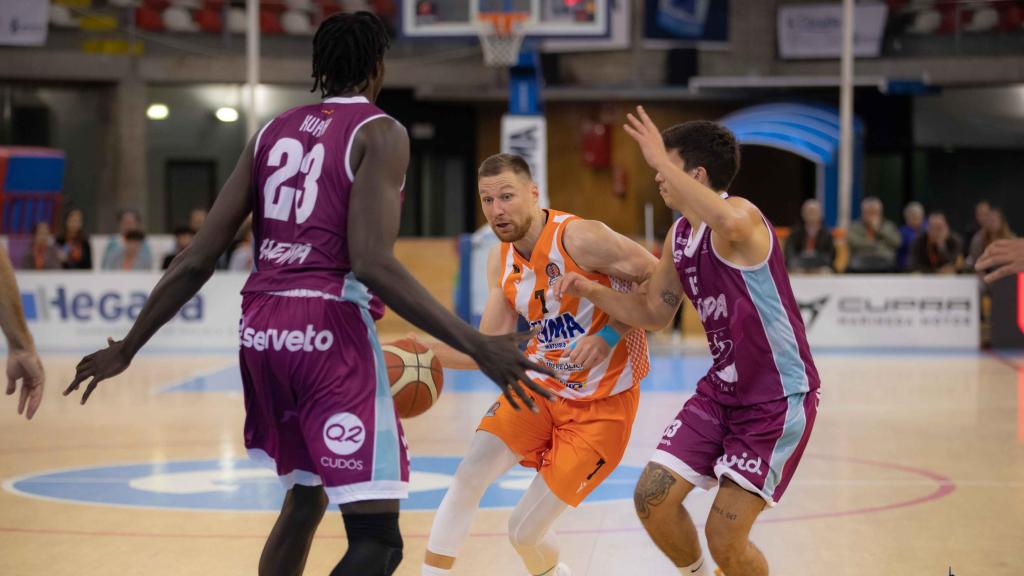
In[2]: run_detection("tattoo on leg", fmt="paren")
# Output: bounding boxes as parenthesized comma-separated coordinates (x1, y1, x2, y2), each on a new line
(634, 464, 677, 520)
(710, 504, 737, 522)
(661, 290, 681, 307)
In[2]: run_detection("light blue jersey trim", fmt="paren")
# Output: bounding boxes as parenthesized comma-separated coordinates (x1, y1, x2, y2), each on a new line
(358, 308, 401, 484)
(342, 271, 373, 309)
(741, 266, 810, 396)
(765, 393, 808, 497)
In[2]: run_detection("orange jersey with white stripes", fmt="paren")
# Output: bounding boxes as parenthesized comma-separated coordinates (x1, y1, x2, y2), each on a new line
(499, 209, 650, 401)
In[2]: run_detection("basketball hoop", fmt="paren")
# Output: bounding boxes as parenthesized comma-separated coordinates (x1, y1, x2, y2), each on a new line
(478, 12, 529, 68)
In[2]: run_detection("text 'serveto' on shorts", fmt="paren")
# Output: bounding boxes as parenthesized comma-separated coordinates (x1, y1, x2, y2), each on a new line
(651, 390, 819, 506)
(239, 291, 409, 505)
(478, 384, 640, 507)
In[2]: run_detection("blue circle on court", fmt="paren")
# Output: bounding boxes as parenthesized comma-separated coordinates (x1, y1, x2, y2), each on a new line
(6, 457, 642, 512)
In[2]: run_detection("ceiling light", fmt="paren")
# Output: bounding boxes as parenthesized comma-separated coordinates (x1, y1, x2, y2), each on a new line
(215, 107, 239, 123)
(146, 103, 169, 120)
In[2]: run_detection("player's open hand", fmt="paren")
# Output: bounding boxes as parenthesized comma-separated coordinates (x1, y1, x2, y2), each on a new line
(554, 271, 596, 300)
(975, 238, 1024, 284)
(6, 348, 44, 420)
(471, 332, 556, 413)
(569, 334, 611, 371)
(64, 337, 132, 405)
(623, 106, 670, 170)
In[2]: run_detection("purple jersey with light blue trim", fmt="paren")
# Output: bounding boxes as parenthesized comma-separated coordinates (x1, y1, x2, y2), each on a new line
(243, 95, 396, 320)
(672, 206, 820, 406)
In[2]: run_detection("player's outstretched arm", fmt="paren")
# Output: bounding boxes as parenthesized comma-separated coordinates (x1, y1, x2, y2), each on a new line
(624, 106, 760, 244)
(556, 228, 683, 332)
(413, 245, 519, 370)
(65, 136, 257, 404)
(348, 119, 553, 411)
(1, 246, 44, 419)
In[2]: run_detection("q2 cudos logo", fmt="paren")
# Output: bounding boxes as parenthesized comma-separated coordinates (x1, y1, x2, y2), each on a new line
(322, 412, 366, 456)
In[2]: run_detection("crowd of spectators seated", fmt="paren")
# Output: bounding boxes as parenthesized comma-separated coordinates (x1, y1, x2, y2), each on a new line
(10, 205, 252, 273)
(9, 198, 1018, 280)
(784, 196, 1017, 277)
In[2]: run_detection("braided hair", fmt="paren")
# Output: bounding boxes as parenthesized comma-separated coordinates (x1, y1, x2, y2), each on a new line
(311, 11, 390, 98)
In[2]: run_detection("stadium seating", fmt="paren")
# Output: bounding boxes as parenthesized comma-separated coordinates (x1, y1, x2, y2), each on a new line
(49, 0, 361, 36)
(49, 1, 1024, 42)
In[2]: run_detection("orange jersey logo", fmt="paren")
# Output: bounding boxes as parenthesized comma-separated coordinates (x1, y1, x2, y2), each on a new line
(500, 210, 650, 400)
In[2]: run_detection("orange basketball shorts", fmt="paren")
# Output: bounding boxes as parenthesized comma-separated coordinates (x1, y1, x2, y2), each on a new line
(477, 384, 639, 507)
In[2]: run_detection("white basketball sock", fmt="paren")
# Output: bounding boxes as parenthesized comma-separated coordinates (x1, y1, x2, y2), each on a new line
(508, 475, 568, 575)
(421, 566, 451, 576)
(679, 555, 713, 575)
(425, 431, 519, 558)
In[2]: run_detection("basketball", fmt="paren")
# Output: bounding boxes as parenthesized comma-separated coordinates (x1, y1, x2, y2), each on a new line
(382, 338, 444, 418)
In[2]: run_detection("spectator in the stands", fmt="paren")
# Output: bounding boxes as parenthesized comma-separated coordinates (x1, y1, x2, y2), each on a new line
(56, 207, 92, 270)
(911, 212, 963, 274)
(19, 221, 62, 270)
(102, 230, 150, 271)
(967, 206, 1016, 270)
(896, 201, 925, 271)
(162, 225, 195, 270)
(229, 218, 254, 272)
(189, 207, 208, 233)
(102, 208, 152, 270)
(962, 200, 992, 256)
(846, 196, 902, 273)
(784, 198, 835, 274)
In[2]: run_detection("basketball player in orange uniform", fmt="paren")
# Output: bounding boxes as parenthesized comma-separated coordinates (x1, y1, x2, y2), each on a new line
(417, 154, 657, 576)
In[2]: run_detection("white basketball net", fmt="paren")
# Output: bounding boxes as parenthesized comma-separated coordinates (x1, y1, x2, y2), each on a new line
(478, 16, 527, 67)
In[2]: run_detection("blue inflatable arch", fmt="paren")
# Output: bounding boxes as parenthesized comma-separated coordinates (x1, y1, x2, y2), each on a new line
(719, 103, 864, 228)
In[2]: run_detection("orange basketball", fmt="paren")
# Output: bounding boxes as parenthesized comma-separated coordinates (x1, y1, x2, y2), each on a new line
(382, 338, 444, 418)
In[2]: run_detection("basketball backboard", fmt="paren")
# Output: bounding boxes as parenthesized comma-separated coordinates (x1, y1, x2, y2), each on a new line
(402, 0, 610, 38)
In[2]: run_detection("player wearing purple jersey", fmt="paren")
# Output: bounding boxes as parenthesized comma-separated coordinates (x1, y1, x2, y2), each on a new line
(558, 108, 820, 576)
(66, 12, 552, 576)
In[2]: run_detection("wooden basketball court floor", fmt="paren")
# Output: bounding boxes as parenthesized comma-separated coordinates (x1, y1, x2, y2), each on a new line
(2, 343, 1022, 575)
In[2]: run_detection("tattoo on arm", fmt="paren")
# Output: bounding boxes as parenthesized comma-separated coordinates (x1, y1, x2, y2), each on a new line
(711, 504, 738, 522)
(661, 290, 681, 307)
(634, 464, 677, 519)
